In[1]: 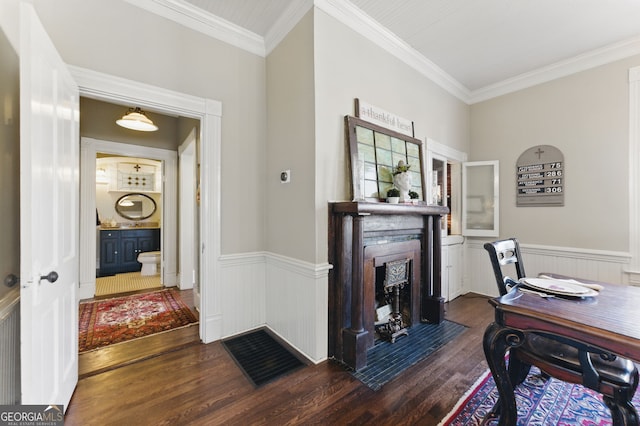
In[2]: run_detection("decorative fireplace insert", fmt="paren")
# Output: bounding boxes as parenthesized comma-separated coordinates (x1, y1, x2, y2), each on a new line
(328, 201, 449, 370)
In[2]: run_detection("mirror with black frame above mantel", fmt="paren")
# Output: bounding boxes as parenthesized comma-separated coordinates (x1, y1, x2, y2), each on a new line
(345, 115, 426, 202)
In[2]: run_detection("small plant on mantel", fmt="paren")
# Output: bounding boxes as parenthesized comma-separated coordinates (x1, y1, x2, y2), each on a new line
(392, 160, 411, 176)
(409, 190, 419, 200)
(386, 187, 400, 204)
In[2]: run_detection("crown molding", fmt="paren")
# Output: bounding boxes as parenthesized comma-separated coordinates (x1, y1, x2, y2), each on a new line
(124, 0, 469, 101)
(264, 0, 314, 55)
(123, 0, 265, 57)
(123, 0, 640, 105)
(123, 0, 315, 58)
(314, 0, 471, 103)
(470, 35, 640, 104)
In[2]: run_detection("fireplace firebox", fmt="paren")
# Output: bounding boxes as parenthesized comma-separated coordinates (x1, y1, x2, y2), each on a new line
(328, 201, 449, 370)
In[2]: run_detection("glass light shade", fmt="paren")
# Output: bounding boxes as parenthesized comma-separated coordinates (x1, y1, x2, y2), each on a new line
(116, 107, 158, 132)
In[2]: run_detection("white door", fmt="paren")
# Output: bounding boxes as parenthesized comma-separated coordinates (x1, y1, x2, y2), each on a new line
(462, 160, 500, 237)
(20, 3, 79, 409)
(178, 129, 197, 290)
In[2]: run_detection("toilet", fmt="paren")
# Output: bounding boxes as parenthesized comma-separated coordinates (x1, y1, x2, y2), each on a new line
(137, 251, 161, 276)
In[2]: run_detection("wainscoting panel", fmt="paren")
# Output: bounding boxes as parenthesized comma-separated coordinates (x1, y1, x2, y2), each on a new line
(219, 252, 332, 363)
(0, 287, 20, 404)
(265, 254, 332, 364)
(465, 239, 631, 296)
(219, 253, 267, 338)
(465, 241, 499, 296)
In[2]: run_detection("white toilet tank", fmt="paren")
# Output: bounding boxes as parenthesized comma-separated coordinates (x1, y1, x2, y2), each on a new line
(138, 251, 161, 276)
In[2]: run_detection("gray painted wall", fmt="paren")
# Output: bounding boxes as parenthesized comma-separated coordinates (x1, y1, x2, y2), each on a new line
(29, 0, 640, 264)
(266, 11, 316, 262)
(312, 9, 471, 263)
(33, 0, 267, 255)
(470, 55, 640, 251)
(80, 97, 182, 151)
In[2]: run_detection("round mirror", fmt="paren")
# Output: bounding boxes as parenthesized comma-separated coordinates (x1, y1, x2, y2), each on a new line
(115, 193, 157, 220)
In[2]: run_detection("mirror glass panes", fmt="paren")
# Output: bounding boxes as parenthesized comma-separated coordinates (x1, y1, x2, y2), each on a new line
(426, 140, 466, 236)
(431, 158, 445, 206)
(462, 161, 499, 237)
(348, 116, 424, 201)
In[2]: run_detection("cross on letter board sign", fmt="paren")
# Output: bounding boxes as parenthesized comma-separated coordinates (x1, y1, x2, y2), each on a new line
(516, 145, 564, 207)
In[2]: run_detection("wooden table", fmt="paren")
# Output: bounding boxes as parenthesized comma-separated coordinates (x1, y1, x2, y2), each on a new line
(483, 275, 640, 425)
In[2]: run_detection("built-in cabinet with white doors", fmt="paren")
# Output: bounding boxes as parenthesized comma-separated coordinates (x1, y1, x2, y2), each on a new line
(426, 139, 499, 301)
(441, 236, 464, 301)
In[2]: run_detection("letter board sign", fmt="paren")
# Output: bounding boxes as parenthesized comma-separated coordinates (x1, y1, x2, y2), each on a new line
(516, 145, 564, 207)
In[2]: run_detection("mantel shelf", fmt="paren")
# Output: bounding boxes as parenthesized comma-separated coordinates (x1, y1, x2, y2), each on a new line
(331, 201, 449, 216)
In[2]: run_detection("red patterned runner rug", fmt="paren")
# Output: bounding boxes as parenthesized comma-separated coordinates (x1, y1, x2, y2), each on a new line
(79, 289, 198, 353)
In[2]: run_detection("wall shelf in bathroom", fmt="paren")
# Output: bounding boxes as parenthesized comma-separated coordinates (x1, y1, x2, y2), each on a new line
(97, 157, 162, 193)
(106, 190, 161, 194)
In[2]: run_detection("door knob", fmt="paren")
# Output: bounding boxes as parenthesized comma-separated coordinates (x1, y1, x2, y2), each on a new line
(4, 273, 19, 287)
(40, 271, 59, 283)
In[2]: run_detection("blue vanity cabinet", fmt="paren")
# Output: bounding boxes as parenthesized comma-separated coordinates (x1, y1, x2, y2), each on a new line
(120, 235, 139, 271)
(119, 229, 160, 272)
(99, 228, 160, 276)
(99, 230, 120, 276)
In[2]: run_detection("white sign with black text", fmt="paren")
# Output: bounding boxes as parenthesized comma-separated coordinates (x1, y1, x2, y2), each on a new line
(355, 99, 414, 137)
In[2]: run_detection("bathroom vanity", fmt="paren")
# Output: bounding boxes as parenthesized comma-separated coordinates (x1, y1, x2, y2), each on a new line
(99, 227, 160, 276)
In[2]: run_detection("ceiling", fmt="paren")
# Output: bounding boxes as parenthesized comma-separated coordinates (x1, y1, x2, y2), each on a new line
(164, 0, 640, 100)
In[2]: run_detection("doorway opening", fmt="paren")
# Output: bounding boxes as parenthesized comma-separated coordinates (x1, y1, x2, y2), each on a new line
(78, 97, 202, 376)
(95, 154, 163, 296)
(72, 64, 223, 346)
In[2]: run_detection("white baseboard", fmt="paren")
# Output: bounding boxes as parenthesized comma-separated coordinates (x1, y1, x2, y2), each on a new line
(162, 272, 179, 287)
(202, 314, 222, 344)
(78, 282, 95, 301)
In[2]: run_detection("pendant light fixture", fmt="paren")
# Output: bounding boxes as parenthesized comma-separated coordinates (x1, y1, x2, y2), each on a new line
(116, 107, 158, 132)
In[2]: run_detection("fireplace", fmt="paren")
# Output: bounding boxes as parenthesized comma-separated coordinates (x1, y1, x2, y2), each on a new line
(328, 201, 449, 370)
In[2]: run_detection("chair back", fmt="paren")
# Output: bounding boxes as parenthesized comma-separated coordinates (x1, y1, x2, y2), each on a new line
(484, 238, 526, 296)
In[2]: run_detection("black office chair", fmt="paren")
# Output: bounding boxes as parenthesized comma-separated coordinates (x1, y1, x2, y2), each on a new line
(484, 238, 639, 424)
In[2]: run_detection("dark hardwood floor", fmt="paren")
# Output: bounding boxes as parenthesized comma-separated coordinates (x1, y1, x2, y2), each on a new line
(66, 293, 494, 426)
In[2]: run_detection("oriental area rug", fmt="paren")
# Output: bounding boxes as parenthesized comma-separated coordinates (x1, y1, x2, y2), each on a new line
(78, 289, 198, 353)
(439, 366, 640, 425)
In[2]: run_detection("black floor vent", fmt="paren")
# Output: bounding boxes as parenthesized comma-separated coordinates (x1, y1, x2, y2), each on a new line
(222, 328, 306, 387)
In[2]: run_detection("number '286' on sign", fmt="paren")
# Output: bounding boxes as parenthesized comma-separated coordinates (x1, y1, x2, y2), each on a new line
(516, 146, 564, 207)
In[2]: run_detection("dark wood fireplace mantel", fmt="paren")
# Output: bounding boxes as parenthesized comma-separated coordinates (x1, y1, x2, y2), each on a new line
(328, 201, 449, 370)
